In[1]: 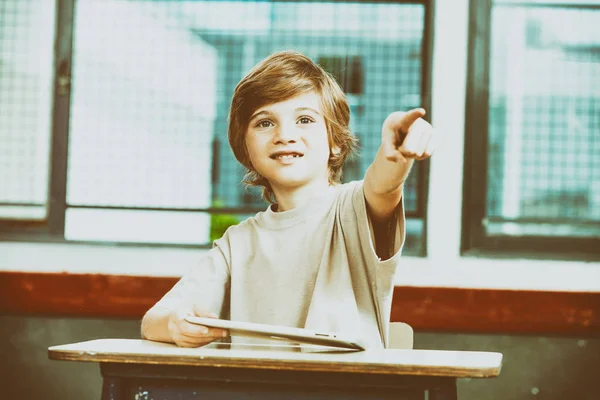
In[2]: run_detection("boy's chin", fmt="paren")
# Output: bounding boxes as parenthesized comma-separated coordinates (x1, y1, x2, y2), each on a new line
(269, 173, 323, 189)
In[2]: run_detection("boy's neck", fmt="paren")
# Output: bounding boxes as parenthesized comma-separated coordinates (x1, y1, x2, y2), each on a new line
(271, 179, 332, 212)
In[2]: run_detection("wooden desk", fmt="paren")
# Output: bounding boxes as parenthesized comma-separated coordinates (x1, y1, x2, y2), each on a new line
(48, 339, 502, 400)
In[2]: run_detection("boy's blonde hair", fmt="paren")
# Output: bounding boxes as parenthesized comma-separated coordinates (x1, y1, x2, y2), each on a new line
(228, 50, 358, 203)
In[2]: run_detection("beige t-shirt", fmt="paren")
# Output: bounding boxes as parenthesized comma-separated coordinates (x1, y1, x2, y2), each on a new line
(155, 180, 406, 349)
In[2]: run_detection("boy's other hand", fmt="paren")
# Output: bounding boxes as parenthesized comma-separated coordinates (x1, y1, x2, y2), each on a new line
(168, 306, 229, 348)
(381, 108, 434, 162)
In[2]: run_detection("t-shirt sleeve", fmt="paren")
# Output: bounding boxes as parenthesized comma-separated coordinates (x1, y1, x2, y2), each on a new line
(152, 240, 231, 318)
(337, 180, 406, 348)
(339, 180, 406, 294)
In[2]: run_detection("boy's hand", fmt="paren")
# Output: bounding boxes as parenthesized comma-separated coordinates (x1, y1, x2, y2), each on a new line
(168, 306, 229, 348)
(381, 108, 434, 162)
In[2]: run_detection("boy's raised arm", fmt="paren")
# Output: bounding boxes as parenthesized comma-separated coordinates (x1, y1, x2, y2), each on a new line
(363, 108, 434, 222)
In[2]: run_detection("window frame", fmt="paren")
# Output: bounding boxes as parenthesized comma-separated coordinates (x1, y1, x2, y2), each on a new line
(0, 0, 73, 240)
(0, 0, 435, 255)
(461, 0, 600, 259)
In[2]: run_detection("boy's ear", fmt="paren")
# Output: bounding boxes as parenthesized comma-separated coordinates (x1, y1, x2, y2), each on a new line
(330, 145, 341, 158)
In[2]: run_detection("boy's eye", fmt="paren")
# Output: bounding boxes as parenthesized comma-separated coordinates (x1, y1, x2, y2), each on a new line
(298, 116, 315, 124)
(255, 120, 273, 128)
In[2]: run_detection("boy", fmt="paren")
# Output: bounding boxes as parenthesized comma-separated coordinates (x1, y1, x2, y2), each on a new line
(141, 51, 434, 349)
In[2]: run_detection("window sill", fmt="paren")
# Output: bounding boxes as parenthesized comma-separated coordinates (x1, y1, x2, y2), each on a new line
(2, 241, 599, 291)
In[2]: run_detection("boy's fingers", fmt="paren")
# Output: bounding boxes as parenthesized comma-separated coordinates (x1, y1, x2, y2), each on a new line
(175, 340, 196, 348)
(191, 305, 218, 319)
(176, 337, 215, 348)
(395, 108, 426, 134)
(178, 316, 228, 337)
(381, 134, 399, 161)
(400, 118, 433, 157)
(417, 125, 433, 154)
(180, 327, 228, 339)
(384, 146, 403, 163)
(417, 137, 435, 160)
(180, 321, 209, 336)
(412, 141, 435, 160)
(200, 327, 228, 338)
(384, 108, 426, 133)
(399, 129, 421, 156)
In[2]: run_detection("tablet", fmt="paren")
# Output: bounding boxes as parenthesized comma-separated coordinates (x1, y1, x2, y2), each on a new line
(184, 316, 365, 351)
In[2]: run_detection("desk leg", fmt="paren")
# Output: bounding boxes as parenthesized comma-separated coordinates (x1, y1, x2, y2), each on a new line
(101, 376, 123, 400)
(428, 379, 457, 400)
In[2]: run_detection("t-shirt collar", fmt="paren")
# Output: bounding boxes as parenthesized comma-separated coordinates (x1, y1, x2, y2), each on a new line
(257, 185, 338, 230)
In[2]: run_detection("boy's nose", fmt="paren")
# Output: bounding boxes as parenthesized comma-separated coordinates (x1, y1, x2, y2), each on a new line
(273, 125, 299, 144)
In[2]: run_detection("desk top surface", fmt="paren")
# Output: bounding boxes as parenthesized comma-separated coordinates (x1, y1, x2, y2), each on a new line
(48, 339, 502, 378)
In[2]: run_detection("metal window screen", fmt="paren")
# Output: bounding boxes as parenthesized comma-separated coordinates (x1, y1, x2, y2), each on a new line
(0, 0, 56, 219)
(486, 3, 600, 238)
(65, 0, 426, 246)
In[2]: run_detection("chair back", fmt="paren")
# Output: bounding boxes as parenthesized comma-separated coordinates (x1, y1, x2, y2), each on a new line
(388, 322, 414, 349)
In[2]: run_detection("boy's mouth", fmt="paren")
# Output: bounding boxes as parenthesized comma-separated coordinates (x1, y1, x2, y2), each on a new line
(269, 151, 304, 160)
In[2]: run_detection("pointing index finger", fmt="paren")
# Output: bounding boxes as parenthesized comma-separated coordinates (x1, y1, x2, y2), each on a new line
(397, 108, 426, 134)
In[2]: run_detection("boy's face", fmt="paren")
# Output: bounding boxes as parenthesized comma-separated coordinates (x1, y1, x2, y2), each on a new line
(245, 91, 332, 192)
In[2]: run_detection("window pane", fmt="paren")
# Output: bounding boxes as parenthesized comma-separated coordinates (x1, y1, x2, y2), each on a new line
(66, 0, 426, 247)
(64, 208, 255, 245)
(66, 0, 217, 242)
(487, 4, 600, 237)
(0, 0, 55, 220)
(67, 0, 216, 210)
(0, 205, 46, 220)
(65, 209, 212, 245)
(204, 1, 425, 212)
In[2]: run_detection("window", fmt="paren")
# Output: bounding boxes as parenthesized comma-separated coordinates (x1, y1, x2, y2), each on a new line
(463, 0, 600, 257)
(1, 0, 433, 256)
(0, 0, 56, 221)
